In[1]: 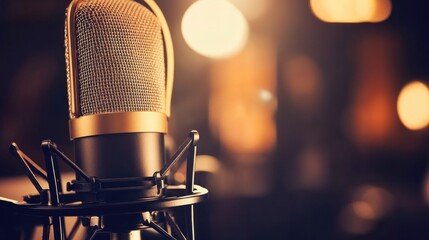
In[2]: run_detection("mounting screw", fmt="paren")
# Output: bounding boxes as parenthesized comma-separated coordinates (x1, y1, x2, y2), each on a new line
(153, 171, 165, 195)
(189, 130, 200, 145)
(82, 216, 101, 228)
(82, 216, 91, 227)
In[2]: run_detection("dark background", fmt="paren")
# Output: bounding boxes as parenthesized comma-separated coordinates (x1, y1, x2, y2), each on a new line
(1, 0, 429, 239)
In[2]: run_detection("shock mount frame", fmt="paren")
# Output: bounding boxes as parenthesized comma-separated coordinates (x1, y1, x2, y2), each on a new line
(0, 130, 208, 240)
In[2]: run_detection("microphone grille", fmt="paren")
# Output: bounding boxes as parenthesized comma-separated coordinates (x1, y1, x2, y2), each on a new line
(68, 0, 166, 117)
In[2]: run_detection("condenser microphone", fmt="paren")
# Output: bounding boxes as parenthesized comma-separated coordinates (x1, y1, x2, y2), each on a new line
(65, 0, 175, 234)
(65, 0, 173, 196)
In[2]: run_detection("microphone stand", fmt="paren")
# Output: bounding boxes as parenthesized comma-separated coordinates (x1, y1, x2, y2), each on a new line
(0, 130, 208, 240)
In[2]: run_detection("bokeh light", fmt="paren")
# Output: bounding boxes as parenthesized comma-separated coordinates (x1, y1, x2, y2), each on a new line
(352, 201, 377, 220)
(181, 0, 249, 59)
(258, 89, 275, 104)
(348, 32, 398, 148)
(174, 155, 221, 184)
(352, 185, 394, 220)
(339, 185, 394, 235)
(339, 202, 375, 235)
(209, 37, 276, 157)
(229, 0, 269, 20)
(397, 81, 429, 130)
(282, 54, 322, 111)
(310, 0, 392, 23)
(293, 146, 328, 190)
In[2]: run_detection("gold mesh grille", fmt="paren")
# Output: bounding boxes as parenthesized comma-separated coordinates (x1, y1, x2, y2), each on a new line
(66, 0, 165, 117)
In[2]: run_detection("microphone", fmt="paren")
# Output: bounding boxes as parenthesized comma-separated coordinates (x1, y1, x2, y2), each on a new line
(65, 0, 173, 196)
(65, 0, 175, 236)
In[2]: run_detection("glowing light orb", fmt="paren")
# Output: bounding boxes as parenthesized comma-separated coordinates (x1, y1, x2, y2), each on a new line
(181, 0, 249, 59)
(397, 81, 429, 130)
(310, 0, 391, 23)
(230, 0, 268, 20)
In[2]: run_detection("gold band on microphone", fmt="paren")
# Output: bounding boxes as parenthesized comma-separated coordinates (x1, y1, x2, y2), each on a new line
(69, 112, 168, 140)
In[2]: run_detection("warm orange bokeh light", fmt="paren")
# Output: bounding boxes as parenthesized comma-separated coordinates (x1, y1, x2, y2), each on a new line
(352, 201, 376, 220)
(353, 186, 394, 220)
(282, 54, 322, 111)
(174, 155, 221, 183)
(229, 0, 269, 20)
(348, 33, 398, 148)
(310, 0, 391, 23)
(181, 0, 249, 59)
(397, 81, 429, 130)
(209, 37, 277, 158)
(339, 185, 394, 235)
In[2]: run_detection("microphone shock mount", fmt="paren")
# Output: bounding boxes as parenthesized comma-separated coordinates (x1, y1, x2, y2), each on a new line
(0, 130, 208, 240)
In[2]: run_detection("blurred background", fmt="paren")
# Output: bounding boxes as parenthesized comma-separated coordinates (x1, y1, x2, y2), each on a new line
(1, 0, 429, 239)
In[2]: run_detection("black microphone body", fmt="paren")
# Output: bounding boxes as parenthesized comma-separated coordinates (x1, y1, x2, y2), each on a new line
(74, 133, 165, 200)
(75, 133, 164, 179)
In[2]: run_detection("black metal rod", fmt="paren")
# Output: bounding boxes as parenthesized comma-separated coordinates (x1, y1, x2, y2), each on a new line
(185, 131, 199, 240)
(165, 212, 187, 240)
(42, 140, 65, 240)
(9, 143, 44, 194)
(160, 137, 192, 178)
(185, 146, 196, 194)
(52, 151, 64, 194)
(42, 221, 51, 240)
(185, 205, 195, 240)
(51, 145, 91, 182)
(17, 144, 48, 180)
(85, 226, 99, 240)
(147, 221, 177, 240)
(25, 158, 48, 180)
(185, 131, 198, 194)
